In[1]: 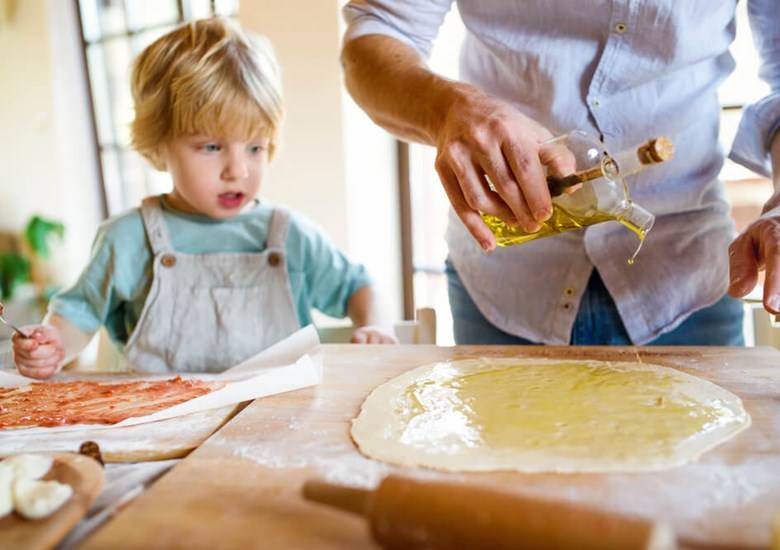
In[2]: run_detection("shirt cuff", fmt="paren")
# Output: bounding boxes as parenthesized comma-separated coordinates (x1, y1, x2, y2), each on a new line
(48, 300, 102, 336)
(339, 273, 373, 317)
(729, 92, 780, 178)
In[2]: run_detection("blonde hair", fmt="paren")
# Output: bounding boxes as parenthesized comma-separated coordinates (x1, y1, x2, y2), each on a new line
(130, 17, 284, 169)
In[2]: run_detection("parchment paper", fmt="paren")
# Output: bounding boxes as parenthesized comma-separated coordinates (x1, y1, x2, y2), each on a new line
(0, 325, 322, 435)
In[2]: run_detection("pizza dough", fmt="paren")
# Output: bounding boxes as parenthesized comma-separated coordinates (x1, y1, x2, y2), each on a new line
(0, 465, 12, 517)
(13, 478, 73, 520)
(0, 453, 71, 519)
(0, 454, 54, 517)
(351, 358, 751, 472)
(1, 454, 53, 480)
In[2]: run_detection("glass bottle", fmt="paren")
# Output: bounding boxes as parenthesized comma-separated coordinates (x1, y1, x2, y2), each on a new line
(482, 130, 672, 263)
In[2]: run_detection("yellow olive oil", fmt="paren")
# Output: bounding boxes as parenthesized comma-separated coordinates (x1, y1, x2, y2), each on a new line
(482, 204, 647, 264)
(478, 134, 670, 264)
(483, 205, 646, 246)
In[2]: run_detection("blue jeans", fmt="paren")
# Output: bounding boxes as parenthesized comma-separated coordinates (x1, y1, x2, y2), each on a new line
(445, 260, 744, 346)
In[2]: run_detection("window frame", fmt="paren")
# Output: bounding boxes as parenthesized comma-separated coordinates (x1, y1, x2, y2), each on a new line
(74, 0, 237, 219)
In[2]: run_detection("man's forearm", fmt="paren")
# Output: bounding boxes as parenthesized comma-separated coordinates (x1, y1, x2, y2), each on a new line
(344, 32, 557, 243)
(342, 34, 470, 145)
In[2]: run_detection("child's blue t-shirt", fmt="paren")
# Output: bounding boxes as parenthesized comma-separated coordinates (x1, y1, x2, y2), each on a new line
(49, 200, 372, 349)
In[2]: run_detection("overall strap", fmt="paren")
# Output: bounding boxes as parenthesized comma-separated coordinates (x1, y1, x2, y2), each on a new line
(140, 196, 174, 255)
(266, 208, 291, 250)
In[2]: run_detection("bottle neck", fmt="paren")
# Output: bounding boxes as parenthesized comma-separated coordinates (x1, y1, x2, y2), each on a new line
(615, 201, 655, 239)
(609, 137, 674, 180)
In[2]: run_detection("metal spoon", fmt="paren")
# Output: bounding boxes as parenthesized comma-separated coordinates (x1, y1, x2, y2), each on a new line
(0, 302, 30, 338)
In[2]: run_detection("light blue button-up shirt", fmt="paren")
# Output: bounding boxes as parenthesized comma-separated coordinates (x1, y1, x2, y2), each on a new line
(344, 0, 780, 344)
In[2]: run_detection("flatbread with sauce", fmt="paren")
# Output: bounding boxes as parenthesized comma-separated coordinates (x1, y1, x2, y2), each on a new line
(0, 377, 224, 430)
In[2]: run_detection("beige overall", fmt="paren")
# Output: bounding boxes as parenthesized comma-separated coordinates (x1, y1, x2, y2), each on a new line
(124, 196, 300, 373)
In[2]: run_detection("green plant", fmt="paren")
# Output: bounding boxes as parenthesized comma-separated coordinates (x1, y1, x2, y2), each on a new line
(25, 216, 65, 259)
(0, 253, 30, 300)
(0, 216, 64, 300)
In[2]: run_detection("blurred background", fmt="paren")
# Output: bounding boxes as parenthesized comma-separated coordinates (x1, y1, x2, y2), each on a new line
(0, 1, 774, 368)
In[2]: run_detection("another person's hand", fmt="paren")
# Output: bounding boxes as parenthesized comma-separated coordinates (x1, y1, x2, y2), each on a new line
(12, 325, 66, 379)
(434, 87, 574, 251)
(728, 193, 780, 313)
(350, 325, 398, 344)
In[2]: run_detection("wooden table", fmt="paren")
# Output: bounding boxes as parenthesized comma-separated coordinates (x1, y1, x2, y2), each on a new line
(83, 345, 780, 549)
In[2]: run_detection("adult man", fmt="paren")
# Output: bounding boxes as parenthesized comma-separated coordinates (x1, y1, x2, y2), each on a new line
(342, 0, 780, 345)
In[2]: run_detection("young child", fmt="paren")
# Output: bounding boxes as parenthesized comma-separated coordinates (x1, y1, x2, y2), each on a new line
(13, 17, 395, 379)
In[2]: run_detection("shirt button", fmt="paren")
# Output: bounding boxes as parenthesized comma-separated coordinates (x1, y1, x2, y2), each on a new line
(563, 303, 572, 310)
(564, 287, 574, 296)
(161, 254, 176, 268)
(268, 252, 281, 267)
(591, 98, 601, 108)
(614, 22, 627, 33)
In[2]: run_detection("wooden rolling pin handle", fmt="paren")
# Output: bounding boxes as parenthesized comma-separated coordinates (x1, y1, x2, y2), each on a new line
(304, 476, 676, 550)
(302, 479, 371, 518)
(79, 441, 105, 467)
(370, 476, 676, 550)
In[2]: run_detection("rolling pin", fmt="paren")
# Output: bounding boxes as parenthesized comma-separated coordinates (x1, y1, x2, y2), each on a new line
(303, 475, 676, 550)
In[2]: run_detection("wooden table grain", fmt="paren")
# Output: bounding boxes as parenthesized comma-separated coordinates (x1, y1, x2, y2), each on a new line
(83, 345, 780, 549)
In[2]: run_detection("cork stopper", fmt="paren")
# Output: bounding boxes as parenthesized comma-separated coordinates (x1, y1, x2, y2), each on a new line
(638, 137, 674, 165)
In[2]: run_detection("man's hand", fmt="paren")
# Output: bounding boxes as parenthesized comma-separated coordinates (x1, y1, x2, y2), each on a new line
(12, 325, 65, 379)
(342, 35, 576, 252)
(435, 88, 566, 251)
(728, 193, 780, 312)
(350, 325, 398, 344)
(732, 132, 780, 312)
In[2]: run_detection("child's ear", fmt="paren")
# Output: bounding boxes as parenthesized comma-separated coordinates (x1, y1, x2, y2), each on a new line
(149, 146, 167, 171)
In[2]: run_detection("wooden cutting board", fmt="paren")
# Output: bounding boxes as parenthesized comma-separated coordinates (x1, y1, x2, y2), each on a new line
(82, 345, 780, 549)
(0, 453, 104, 550)
(0, 405, 241, 463)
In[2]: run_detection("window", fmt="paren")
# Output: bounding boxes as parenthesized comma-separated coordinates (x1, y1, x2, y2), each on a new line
(76, 0, 239, 217)
(407, 7, 464, 345)
(719, 2, 774, 238)
(407, 5, 772, 345)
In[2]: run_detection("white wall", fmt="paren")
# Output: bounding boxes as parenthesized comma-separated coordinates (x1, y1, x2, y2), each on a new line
(0, 1, 55, 232)
(240, 1, 349, 245)
(342, 93, 403, 322)
(240, 1, 402, 322)
(0, 0, 103, 286)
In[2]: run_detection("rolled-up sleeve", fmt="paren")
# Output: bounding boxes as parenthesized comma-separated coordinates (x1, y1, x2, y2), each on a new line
(285, 213, 373, 321)
(48, 226, 116, 335)
(729, 0, 780, 177)
(342, 0, 454, 59)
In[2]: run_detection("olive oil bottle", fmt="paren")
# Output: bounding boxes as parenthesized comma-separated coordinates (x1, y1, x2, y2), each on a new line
(483, 132, 672, 262)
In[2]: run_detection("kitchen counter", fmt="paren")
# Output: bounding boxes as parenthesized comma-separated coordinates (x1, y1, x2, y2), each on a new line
(82, 345, 780, 549)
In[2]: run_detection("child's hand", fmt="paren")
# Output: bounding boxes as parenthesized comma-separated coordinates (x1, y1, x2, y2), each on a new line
(350, 326, 398, 344)
(12, 325, 66, 379)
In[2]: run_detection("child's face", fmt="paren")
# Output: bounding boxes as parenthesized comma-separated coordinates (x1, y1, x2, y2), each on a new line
(161, 134, 270, 219)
